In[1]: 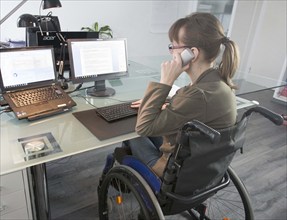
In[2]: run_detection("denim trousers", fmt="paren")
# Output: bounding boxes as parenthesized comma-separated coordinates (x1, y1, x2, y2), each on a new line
(123, 136, 163, 167)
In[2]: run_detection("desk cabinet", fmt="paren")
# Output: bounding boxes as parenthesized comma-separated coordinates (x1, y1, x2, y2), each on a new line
(0, 170, 32, 219)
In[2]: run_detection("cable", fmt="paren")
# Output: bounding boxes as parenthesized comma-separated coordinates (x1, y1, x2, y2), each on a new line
(72, 94, 96, 108)
(66, 83, 83, 94)
(0, 107, 12, 115)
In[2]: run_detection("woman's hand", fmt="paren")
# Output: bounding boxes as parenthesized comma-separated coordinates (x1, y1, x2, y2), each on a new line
(160, 53, 189, 86)
(161, 103, 170, 110)
(130, 99, 142, 108)
(131, 99, 169, 110)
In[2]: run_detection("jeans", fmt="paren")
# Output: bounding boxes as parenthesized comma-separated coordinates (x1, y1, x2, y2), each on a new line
(123, 136, 163, 167)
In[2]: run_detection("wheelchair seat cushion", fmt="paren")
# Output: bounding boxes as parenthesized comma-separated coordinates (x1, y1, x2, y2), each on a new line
(122, 155, 162, 194)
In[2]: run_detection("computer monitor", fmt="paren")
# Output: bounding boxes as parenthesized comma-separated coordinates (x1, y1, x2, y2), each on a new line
(26, 15, 61, 46)
(36, 31, 99, 71)
(68, 38, 128, 97)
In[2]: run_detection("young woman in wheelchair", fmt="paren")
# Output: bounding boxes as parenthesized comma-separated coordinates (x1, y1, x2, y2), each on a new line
(99, 13, 284, 220)
(115, 12, 240, 177)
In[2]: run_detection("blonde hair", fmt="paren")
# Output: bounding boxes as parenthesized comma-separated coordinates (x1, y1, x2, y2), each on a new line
(169, 12, 240, 89)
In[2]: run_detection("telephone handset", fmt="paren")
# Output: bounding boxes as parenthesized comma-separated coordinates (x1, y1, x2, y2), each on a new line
(180, 48, 194, 66)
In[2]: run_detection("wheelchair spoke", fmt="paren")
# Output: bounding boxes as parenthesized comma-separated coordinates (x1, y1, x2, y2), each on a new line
(107, 176, 142, 219)
(202, 180, 250, 220)
(98, 166, 164, 220)
(208, 195, 245, 218)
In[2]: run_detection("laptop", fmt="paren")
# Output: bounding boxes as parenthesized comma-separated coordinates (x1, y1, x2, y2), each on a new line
(0, 46, 76, 120)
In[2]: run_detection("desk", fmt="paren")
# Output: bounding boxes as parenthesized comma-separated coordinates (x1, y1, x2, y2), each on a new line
(0, 59, 275, 219)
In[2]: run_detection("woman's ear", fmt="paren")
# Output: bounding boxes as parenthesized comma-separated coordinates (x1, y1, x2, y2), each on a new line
(190, 47, 199, 61)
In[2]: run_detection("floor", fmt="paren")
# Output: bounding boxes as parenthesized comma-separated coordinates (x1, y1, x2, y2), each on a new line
(46, 89, 287, 220)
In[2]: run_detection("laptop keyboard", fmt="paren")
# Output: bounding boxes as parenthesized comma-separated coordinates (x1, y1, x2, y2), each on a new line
(8, 86, 65, 107)
(96, 102, 138, 122)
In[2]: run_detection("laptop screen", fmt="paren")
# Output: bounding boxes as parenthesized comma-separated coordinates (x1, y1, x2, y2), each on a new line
(0, 47, 56, 91)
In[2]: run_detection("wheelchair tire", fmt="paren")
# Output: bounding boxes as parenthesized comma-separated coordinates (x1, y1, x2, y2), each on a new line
(98, 165, 164, 220)
(193, 166, 254, 220)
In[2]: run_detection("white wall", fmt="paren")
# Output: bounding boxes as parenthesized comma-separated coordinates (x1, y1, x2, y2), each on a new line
(245, 0, 286, 86)
(0, 1, 195, 58)
(231, 0, 286, 87)
(1, 0, 286, 87)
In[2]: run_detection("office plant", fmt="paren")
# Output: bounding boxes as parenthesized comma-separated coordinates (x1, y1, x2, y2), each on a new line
(81, 21, 113, 38)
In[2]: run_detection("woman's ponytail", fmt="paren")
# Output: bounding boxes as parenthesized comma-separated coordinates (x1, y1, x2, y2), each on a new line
(219, 38, 240, 89)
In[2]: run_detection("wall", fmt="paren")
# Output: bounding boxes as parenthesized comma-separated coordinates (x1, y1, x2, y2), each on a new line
(231, 0, 286, 87)
(244, 0, 286, 86)
(1, 0, 286, 87)
(0, 1, 194, 58)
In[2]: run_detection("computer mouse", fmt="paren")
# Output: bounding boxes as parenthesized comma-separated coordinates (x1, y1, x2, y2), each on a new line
(25, 140, 45, 153)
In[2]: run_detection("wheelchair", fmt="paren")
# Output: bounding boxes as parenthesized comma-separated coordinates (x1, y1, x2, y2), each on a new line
(97, 106, 283, 220)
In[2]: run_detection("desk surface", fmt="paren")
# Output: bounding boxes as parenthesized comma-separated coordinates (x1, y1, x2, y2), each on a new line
(0, 59, 280, 175)
(0, 72, 148, 175)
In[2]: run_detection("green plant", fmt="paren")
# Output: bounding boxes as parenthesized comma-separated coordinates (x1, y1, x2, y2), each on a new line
(81, 21, 113, 38)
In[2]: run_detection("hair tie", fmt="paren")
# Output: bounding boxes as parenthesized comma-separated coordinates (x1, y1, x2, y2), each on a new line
(222, 36, 230, 45)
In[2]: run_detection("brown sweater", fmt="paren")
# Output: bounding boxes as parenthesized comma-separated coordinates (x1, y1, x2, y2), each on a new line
(135, 68, 237, 177)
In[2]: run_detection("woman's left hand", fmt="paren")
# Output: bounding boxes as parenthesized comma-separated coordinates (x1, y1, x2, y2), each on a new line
(130, 99, 142, 108)
(160, 53, 189, 86)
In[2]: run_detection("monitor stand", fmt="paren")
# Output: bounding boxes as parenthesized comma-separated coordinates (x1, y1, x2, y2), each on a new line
(87, 80, 115, 97)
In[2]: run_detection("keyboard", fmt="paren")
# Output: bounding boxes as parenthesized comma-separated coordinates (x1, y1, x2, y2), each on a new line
(8, 86, 65, 107)
(96, 102, 138, 122)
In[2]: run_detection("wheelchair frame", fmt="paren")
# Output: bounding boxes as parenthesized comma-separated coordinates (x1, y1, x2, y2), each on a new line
(97, 106, 283, 220)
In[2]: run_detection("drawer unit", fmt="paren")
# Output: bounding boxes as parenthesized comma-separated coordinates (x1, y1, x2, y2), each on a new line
(0, 171, 24, 196)
(0, 208, 29, 220)
(0, 170, 32, 219)
(0, 190, 27, 216)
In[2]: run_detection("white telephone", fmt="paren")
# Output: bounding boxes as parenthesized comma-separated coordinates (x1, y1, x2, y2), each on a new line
(180, 48, 194, 66)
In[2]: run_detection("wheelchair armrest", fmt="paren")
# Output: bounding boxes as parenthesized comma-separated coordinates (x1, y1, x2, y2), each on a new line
(162, 172, 230, 204)
(181, 120, 221, 144)
(242, 106, 283, 125)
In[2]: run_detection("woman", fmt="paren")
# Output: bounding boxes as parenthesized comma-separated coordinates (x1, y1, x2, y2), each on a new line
(118, 12, 240, 177)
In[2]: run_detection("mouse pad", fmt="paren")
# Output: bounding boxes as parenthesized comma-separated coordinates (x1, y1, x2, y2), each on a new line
(73, 109, 137, 140)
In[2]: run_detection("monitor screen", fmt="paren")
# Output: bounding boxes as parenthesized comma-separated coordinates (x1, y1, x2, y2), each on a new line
(36, 31, 99, 71)
(0, 46, 56, 91)
(67, 38, 128, 97)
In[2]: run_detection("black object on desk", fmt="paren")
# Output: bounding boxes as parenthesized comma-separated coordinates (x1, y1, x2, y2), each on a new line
(73, 109, 137, 140)
(95, 102, 138, 122)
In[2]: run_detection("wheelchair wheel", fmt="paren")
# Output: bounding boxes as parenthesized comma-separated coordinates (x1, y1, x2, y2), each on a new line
(192, 166, 254, 220)
(98, 165, 164, 220)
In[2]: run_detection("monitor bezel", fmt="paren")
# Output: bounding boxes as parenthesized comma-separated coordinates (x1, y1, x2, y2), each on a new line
(67, 38, 129, 85)
(0, 46, 57, 92)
